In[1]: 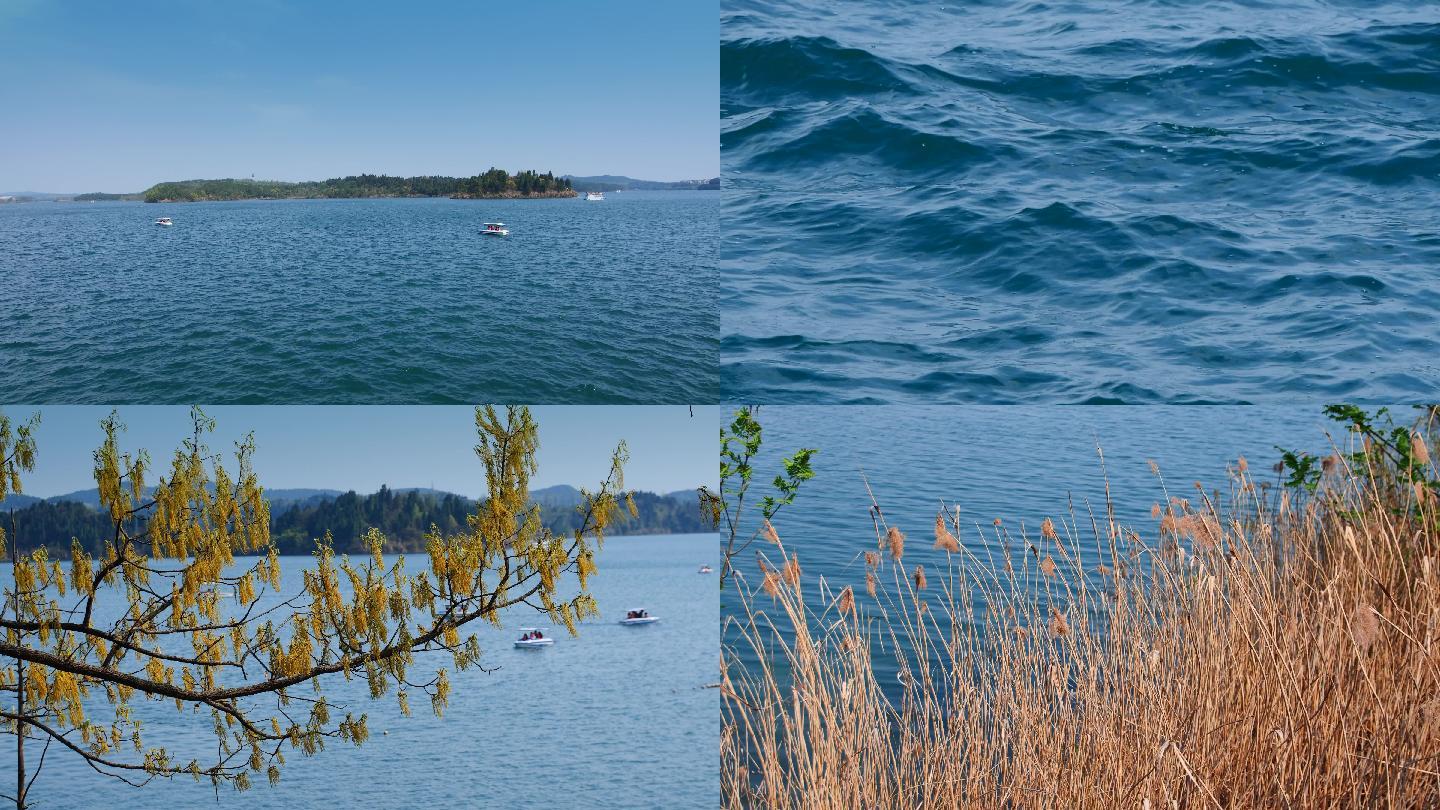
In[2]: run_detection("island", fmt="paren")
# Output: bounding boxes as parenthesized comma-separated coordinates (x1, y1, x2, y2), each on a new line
(143, 168, 575, 202)
(74, 192, 144, 201)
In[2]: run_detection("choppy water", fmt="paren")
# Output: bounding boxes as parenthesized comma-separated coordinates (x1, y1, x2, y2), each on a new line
(0, 193, 716, 403)
(4, 533, 718, 809)
(721, 405, 1392, 694)
(722, 1, 1440, 402)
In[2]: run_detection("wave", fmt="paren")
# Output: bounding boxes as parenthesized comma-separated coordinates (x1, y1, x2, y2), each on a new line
(722, 3, 1440, 402)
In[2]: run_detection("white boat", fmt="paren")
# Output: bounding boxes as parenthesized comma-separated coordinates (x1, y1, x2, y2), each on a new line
(514, 628, 554, 648)
(698, 565, 713, 574)
(482, 222, 509, 236)
(619, 608, 659, 626)
(155, 217, 173, 226)
(585, 191, 604, 201)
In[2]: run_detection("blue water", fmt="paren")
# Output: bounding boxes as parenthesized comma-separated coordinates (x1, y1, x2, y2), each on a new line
(721, 405, 1390, 694)
(0, 193, 717, 403)
(3, 533, 719, 809)
(722, 1, 1440, 402)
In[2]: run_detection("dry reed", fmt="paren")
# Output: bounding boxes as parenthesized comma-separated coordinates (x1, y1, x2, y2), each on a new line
(722, 446, 1440, 808)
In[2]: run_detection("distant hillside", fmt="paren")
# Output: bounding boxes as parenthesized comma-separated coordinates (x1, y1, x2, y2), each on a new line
(2, 485, 710, 556)
(1, 191, 144, 202)
(564, 175, 720, 192)
(0, 191, 74, 201)
(74, 192, 144, 201)
(3, 486, 344, 514)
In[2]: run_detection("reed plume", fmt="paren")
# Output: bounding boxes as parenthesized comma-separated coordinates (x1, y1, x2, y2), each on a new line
(722, 437, 1440, 809)
(934, 513, 959, 552)
(886, 526, 905, 561)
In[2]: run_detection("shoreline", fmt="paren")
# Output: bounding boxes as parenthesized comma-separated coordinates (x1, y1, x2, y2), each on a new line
(2, 530, 718, 559)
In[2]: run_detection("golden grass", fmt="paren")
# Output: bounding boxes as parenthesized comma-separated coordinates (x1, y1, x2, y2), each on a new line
(722, 450, 1440, 808)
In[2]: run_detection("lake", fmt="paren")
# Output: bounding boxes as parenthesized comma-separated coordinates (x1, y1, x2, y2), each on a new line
(722, 0, 1440, 402)
(0, 192, 717, 403)
(721, 405, 1402, 694)
(2, 533, 719, 809)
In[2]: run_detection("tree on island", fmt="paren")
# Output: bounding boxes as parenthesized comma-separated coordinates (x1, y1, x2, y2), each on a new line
(143, 170, 574, 202)
(0, 406, 631, 807)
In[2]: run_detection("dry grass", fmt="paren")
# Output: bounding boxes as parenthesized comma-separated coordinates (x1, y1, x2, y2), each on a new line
(722, 446, 1440, 808)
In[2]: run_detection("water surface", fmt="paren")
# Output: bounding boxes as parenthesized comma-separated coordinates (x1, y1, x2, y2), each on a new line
(1, 193, 717, 403)
(722, 405, 1396, 692)
(723, 1, 1440, 402)
(4, 533, 718, 809)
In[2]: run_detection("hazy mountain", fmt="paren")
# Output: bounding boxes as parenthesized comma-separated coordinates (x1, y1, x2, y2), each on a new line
(2, 485, 712, 555)
(0, 192, 74, 200)
(0, 494, 44, 510)
(3, 484, 697, 514)
(9, 486, 345, 514)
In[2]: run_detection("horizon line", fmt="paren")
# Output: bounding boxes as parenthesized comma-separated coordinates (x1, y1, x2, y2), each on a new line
(4, 168, 723, 196)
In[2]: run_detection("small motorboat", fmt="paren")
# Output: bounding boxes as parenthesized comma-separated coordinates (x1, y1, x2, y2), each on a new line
(584, 191, 604, 201)
(698, 565, 713, 574)
(514, 628, 554, 649)
(482, 222, 509, 236)
(619, 608, 659, 626)
(154, 217, 173, 227)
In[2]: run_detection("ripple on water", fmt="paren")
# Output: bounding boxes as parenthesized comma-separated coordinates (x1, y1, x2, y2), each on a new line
(0, 193, 717, 403)
(722, 1, 1440, 402)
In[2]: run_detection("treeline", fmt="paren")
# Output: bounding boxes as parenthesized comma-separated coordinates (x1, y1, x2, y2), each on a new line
(3, 487, 709, 556)
(74, 192, 143, 201)
(453, 169, 571, 197)
(143, 169, 574, 203)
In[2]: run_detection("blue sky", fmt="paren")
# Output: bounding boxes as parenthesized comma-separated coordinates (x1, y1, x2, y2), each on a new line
(0, 0, 717, 192)
(0, 405, 716, 498)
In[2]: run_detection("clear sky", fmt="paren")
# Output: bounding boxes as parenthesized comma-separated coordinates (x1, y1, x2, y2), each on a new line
(0, 0, 717, 192)
(0, 405, 716, 499)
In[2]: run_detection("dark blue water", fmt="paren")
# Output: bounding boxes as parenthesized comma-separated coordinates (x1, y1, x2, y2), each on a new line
(722, 1, 1440, 402)
(722, 405, 1384, 692)
(0, 193, 716, 403)
(3, 533, 719, 810)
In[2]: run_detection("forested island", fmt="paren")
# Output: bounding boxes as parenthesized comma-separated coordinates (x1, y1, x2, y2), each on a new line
(1, 485, 709, 556)
(143, 168, 574, 202)
(74, 192, 144, 201)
